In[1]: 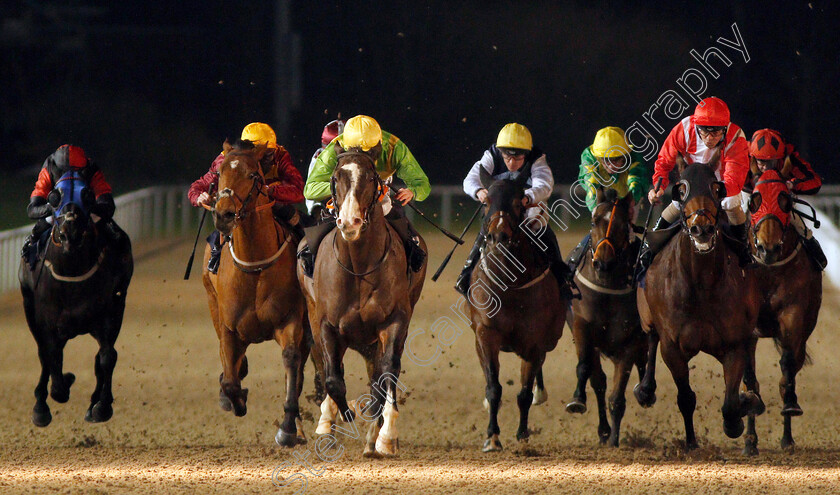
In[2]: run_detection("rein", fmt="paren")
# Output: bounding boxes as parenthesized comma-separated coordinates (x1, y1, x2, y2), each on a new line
(227, 228, 292, 273)
(44, 219, 105, 283)
(590, 200, 618, 260)
(331, 227, 392, 277)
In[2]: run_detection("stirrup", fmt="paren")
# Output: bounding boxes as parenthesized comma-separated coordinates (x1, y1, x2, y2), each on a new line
(207, 248, 221, 274)
(298, 246, 315, 278)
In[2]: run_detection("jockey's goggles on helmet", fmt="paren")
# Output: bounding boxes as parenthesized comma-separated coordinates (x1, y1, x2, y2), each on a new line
(500, 148, 527, 157)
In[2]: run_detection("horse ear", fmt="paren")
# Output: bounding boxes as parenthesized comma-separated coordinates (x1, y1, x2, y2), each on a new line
(712, 181, 726, 201)
(748, 192, 762, 214)
(778, 192, 792, 213)
(675, 153, 688, 174)
(253, 143, 268, 161)
(334, 140, 346, 155)
(604, 187, 618, 203)
(749, 155, 760, 177)
(672, 182, 687, 203)
(595, 187, 605, 204)
(479, 165, 494, 190)
(514, 162, 532, 189)
(781, 155, 793, 178)
(223, 139, 233, 155)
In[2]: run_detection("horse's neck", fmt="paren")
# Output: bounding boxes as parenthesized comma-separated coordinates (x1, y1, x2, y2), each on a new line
(483, 231, 544, 283)
(230, 204, 281, 260)
(676, 231, 727, 284)
(778, 227, 800, 260)
(337, 209, 390, 273)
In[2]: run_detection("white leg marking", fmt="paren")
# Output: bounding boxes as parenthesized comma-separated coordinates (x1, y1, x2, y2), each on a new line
(316, 395, 338, 435)
(376, 389, 399, 455)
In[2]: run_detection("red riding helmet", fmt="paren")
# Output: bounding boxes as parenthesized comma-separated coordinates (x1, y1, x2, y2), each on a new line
(321, 119, 345, 147)
(693, 97, 730, 127)
(750, 129, 786, 160)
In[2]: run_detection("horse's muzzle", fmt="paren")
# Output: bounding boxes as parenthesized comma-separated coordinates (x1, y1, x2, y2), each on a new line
(213, 210, 236, 236)
(755, 242, 781, 264)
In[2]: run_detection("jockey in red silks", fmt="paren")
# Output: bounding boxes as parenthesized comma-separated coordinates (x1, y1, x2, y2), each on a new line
(305, 119, 345, 216)
(188, 122, 305, 274)
(747, 128, 826, 270)
(22, 144, 123, 270)
(639, 97, 753, 270)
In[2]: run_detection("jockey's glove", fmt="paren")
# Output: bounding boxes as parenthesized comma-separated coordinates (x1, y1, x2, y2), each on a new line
(27, 196, 54, 220)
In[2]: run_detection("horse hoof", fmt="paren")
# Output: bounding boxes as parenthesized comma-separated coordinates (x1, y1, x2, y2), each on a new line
(315, 420, 334, 436)
(363, 444, 382, 458)
(482, 435, 503, 453)
(375, 436, 399, 457)
(219, 395, 233, 412)
(743, 443, 759, 456)
(633, 383, 656, 408)
(32, 407, 52, 428)
(740, 391, 766, 416)
(275, 429, 299, 448)
(565, 400, 587, 414)
(723, 419, 745, 439)
(85, 402, 113, 423)
(233, 402, 247, 417)
(296, 417, 308, 445)
(532, 386, 547, 406)
(608, 436, 620, 448)
(781, 438, 796, 452)
(781, 403, 803, 417)
(50, 373, 75, 403)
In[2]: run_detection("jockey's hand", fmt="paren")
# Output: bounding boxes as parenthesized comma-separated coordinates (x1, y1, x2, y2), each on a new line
(476, 189, 488, 204)
(395, 188, 414, 205)
(648, 187, 664, 205)
(197, 192, 211, 206)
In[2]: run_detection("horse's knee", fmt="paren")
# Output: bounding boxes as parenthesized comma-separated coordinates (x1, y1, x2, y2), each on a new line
(486, 383, 502, 405)
(677, 388, 696, 415)
(98, 347, 117, 371)
(609, 395, 626, 416)
(576, 361, 591, 379)
(516, 388, 533, 410)
(325, 377, 346, 399)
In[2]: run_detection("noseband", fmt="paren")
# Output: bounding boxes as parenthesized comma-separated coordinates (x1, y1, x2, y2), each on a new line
(591, 200, 619, 261)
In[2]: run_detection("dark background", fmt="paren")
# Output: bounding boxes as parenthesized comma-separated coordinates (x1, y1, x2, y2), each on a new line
(2, 0, 838, 226)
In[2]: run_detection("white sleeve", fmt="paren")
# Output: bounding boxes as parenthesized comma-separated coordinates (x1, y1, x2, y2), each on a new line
(525, 154, 554, 204)
(463, 151, 495, 200)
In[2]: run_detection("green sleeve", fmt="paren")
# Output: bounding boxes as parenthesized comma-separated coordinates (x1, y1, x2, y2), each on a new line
(392, 140, 431, 202)
(304, 141, 338, 201)
(578, 147, 599, 211)
(626, 151, 651, 203)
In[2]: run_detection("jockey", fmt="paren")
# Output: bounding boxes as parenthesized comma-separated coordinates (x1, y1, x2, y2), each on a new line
(455, 123, 575, 299)
(21, 144, 122, 270)
(298, 114, 430, 276)
(188, 122, 304, 274)
(305, 119, 345, 217)
(747, 128, 826, 270)
(566, 126, 650, 270)
(640, 96, 753, 269)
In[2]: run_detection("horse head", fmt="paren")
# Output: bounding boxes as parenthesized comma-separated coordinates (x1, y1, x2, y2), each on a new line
(590, 188, 632, 272)
(479, 162, 531, 247)
(54, 202, 91, 252)
(213, 139, 269, 236)
(673, 152, 727, 253)
(749, 169, 793, 264)
(331, 141, 383, 242)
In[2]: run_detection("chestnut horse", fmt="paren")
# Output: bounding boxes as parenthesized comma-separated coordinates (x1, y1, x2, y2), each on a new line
(741, 169, 822, 454)
(636, 155, 764, 449)
(19, 202, 133, 426)
(566, 188, 651, 447)
(298, 149, 426, 457)
(467, 164, 566, 452)
(202, 140, 307, 447)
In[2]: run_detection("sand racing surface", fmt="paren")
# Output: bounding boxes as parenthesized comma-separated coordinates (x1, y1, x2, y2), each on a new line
(1, 231, 839, 494)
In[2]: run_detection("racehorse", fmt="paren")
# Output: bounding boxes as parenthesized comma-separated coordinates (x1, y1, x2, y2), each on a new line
(741, 169, 822, 454)
(467, 164, 566, 452)
(636, 153, 764, 449)
(566, 188, 650, 447)
(298, 145, 427, 457)
(202, 139, 308, 447)
(19, 202, 133, 427)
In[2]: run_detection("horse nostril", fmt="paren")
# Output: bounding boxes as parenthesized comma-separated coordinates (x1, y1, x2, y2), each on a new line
(223, 211, 235, 221)
(689, 225, 701, 236)
(336, 217, 343, 226)
(351, 217, 362, 227)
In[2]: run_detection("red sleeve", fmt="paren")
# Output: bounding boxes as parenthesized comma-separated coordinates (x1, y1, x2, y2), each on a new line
(88, 169, 113, 198)
(788, 148, 821, 195)
(720, 128, 749, 197)
(188, 153, 224, 206)
(266, 150, 305, 204)
(31, 167, 53, 199)
(652, 122, 686, 191)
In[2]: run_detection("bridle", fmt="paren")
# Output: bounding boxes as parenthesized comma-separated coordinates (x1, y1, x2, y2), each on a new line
(330, 151, 386, 230)
(590, 200, 620, 262)
(678, 179, 721, 253)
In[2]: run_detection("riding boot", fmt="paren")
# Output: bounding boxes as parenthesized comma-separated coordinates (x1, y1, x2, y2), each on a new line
(801, 235, 827, 271)
(21, 219, 51, 270)
(728, 222, 755, 268)
(207, 230, 222, 274)
(566, 233, 591, 272)
(385, 215, 426, 273)
(455, 233, 484, 296)
(635, 216, 672, 281)
(298, 221, 337, 278)
(539, 228, 578, 300)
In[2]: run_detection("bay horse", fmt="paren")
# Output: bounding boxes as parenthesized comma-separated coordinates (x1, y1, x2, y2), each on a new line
(19, 202, 133, 427)
(298, 148, 426, 457)
(566, 188, 651, 447)
(741, 169, 822, 454)
(202, 140, 307, 447)
(636, 154, 764, 449)
(467, 164, 566, 452)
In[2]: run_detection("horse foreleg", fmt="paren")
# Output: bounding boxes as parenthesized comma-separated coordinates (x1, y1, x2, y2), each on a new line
(566, 320, 591, 414)
(532, 368, 547, 406)
(634, 330, 658, 408)
(46, 339, 74, 404)
(607, 354, 634, 447)
(590, 351, 610, 444)
(516, 356, 542, 442)
(275, 322, 305, 448)
(321, 323, 352, 424)
(219, 329, 248, 417)
(85, 339, 117, 423)
(743, 337, 762, 456)
(660, 342, 698, 450)
(476, 327, 503, 452)
(721, 348, 749, 440)
(779, 342, 807, 450)
(374, 316, 407, 457)
(32, 343, 52, 427)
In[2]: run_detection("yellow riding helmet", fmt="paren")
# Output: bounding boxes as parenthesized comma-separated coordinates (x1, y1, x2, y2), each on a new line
(496, 123, 532, 151)
(342, 115, 382, 151)
(240, 122, 278, 149)
(591, 126, 631, 158)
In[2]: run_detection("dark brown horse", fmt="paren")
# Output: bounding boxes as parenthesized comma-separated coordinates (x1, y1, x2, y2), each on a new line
(202, 140, 308, 447)
(636, 155, 764, 449)
(566, 188, 650, 446)
(741, 169, 822, 454)
(298, 147, 426, 457)
(467, 164, 566, 452)
(19, 202, 133, 426)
